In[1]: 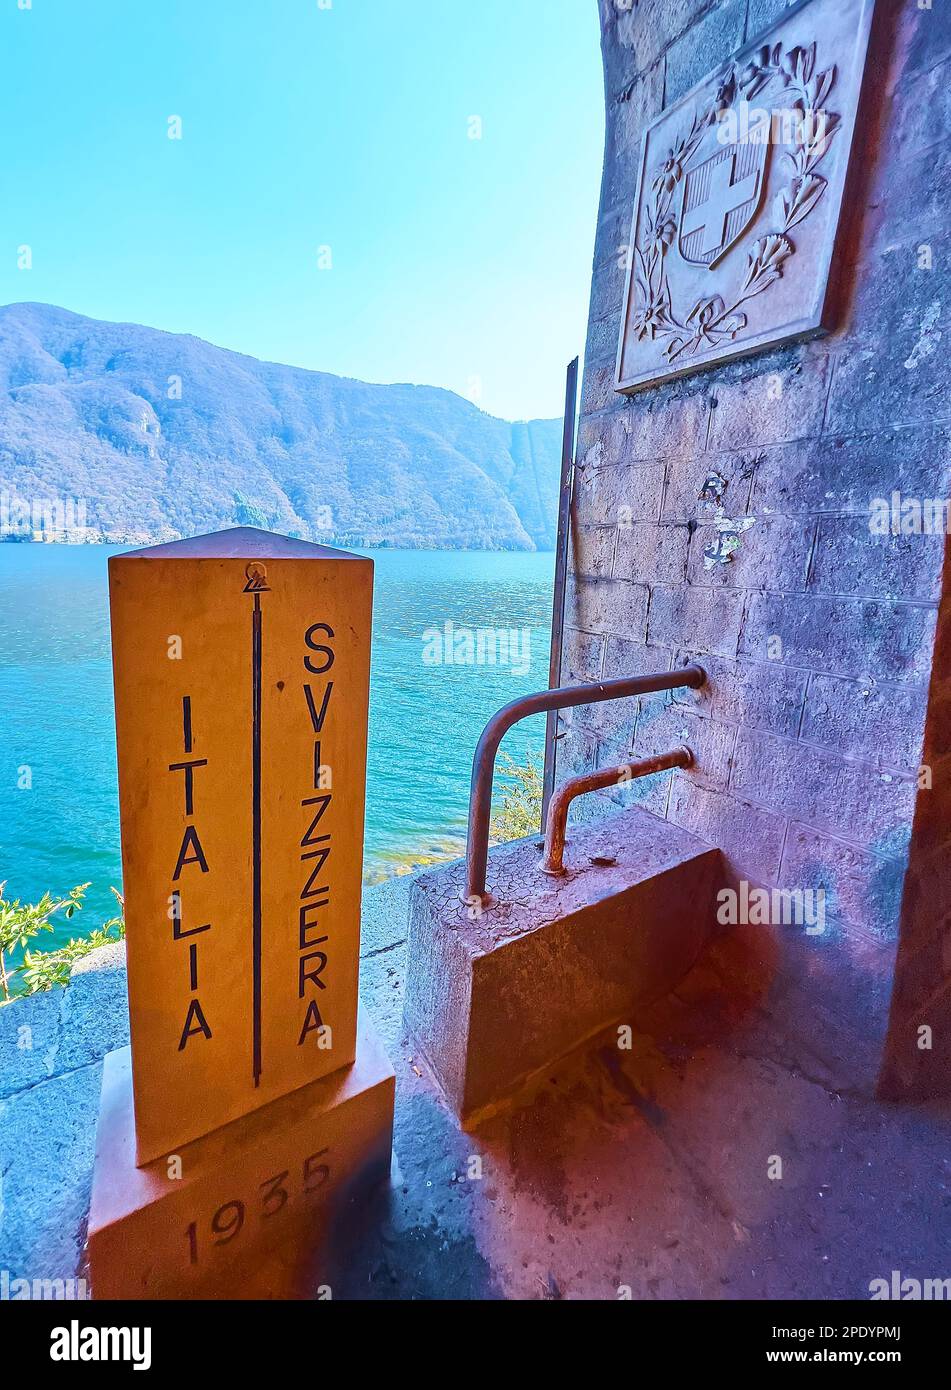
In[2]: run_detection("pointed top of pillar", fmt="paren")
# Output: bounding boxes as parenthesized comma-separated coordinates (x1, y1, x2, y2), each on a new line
(113, 526, 369, 563)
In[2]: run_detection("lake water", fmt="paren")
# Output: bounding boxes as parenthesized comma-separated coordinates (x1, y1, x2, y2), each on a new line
(0, 545, 553, 946)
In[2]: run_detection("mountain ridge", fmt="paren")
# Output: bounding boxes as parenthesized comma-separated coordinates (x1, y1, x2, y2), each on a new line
(0, 302, 562, 549)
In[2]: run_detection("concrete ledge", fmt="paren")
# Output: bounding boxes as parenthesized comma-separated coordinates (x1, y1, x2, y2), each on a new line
(403, 806, 723, 1122)
(0, 944, 130, 1102)
(0, 990, 63, 1100)
(59, 942, 130, 1074)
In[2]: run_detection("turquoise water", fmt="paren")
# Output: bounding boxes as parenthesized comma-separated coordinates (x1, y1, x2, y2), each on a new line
(0, 545, 553, 945)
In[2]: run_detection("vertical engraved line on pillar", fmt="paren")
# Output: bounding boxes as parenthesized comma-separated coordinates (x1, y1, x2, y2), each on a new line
(251, 590, 263, 1087)
(243, 558, 271, 1088)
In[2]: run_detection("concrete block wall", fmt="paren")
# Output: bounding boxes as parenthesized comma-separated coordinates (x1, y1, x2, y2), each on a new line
(0, 946, 129, 1283)
(563, 0, 951, 1094)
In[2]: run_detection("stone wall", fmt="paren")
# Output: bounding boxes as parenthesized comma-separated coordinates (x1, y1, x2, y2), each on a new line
(0, 945, 129, 1284)
(563, 0, 951, 1094)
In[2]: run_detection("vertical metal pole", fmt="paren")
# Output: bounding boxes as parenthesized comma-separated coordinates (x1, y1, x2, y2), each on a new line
(541, 356, 579, 829)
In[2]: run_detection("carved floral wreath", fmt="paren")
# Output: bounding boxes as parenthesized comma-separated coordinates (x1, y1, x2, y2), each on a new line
(631, 41, 840, 363)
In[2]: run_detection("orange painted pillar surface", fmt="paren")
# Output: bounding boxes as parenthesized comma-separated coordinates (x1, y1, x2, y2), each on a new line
(109, 528, 374, 1161)
(88, 527, 394, 1296)
(105, 527, 379, 1161)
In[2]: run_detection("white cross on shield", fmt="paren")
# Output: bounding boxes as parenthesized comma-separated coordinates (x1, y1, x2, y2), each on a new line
(678, 141, 769, 269)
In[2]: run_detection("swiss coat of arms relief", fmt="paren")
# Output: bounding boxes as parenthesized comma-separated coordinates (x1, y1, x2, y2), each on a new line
(615, 0, 877, 393)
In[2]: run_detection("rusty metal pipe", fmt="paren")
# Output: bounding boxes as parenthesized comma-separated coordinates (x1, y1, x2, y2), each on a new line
(539, 747, 693, 876)
(463, 665, 705, 903)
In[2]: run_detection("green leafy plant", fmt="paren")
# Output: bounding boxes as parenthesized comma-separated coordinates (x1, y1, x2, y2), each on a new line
(491, 751, 543, 844)
(19, 917, 125, 994)
(0, 882, 124, 1002)
(0, 881, 88, 1001)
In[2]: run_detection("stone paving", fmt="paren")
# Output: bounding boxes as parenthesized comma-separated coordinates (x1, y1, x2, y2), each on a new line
(2, 875, 948, 1300)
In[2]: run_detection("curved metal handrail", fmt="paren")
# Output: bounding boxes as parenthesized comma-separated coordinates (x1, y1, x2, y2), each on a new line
(463, 665, 705, 903)
(538, 747, 693, 876)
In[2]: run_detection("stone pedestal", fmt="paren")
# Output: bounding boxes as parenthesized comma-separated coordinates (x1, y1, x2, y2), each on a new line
(87, 1006, 394, 1299)
(404, 805, 721, 1123)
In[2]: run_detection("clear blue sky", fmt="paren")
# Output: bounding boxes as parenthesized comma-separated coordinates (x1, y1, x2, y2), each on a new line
(0, 0, 604, 421)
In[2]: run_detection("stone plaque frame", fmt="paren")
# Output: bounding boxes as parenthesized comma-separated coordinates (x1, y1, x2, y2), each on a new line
(615, 0, 877, 395)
